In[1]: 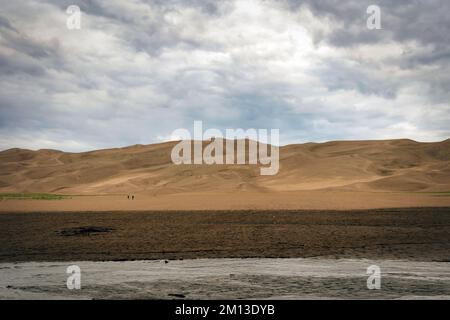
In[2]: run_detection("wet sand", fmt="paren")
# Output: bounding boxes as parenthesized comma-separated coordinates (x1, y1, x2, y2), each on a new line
(0, 208, 449, 262)
(1, 258, 449, 299)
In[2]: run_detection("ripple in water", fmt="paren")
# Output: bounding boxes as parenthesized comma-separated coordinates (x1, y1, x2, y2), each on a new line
(1, 258, 449, 299)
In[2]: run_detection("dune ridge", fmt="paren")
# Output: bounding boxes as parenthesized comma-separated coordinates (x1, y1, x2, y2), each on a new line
(0, 138, 449, 195)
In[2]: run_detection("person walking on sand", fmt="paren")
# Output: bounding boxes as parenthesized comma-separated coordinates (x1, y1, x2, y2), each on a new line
(127, 195, 130, 200)
(132, 195, 135, 200)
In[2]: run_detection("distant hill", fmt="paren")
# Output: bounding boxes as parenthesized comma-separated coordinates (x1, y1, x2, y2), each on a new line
(0, 139, 449, 195)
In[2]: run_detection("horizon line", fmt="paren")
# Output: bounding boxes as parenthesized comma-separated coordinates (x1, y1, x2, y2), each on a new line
(1, 137, 449, 154)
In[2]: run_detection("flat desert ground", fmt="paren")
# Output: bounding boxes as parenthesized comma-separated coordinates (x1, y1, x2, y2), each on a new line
(0, 191, 450, 212)
(1, 208, 449, 263)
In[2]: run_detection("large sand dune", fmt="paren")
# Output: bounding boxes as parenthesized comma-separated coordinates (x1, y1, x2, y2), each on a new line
(1, 139, 449, 194)
(0, 139, 449, 210)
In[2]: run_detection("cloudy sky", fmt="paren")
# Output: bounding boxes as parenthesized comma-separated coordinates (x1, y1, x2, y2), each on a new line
(0, 0, 449, 151)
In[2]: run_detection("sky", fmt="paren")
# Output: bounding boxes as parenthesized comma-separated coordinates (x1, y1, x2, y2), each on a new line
(0, 0, 449, 151)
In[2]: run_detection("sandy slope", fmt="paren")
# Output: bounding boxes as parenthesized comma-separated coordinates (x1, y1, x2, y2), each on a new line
(1, 139, 449, 194)
(0, 139, 449, 210)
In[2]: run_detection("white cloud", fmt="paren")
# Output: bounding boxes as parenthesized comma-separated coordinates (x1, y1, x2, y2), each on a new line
(0, 0, 449, 151)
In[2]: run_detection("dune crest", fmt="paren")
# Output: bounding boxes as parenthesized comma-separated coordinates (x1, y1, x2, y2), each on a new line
(0, 139, 449, 195)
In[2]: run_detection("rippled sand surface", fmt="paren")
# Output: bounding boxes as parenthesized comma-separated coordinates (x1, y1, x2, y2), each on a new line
(1, 258, 449, 299)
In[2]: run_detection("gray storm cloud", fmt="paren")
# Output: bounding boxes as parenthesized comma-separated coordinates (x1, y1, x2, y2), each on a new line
(0, 0, 449, 151)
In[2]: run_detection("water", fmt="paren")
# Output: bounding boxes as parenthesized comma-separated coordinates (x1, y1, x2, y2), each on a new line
(1, 258, 449, 299)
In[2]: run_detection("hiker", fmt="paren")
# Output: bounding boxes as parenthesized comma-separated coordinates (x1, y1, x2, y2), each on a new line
(132, 195, 135, 200)
(127, 195, 130, 200)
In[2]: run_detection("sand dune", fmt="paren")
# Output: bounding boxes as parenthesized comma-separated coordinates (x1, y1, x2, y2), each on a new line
(0, 139, 449, 195)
